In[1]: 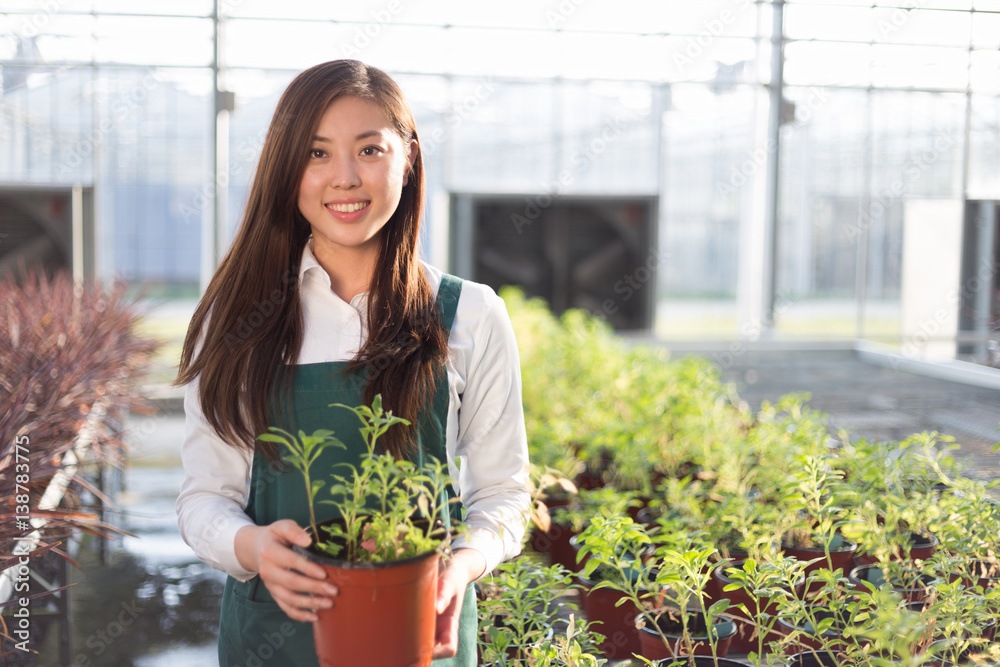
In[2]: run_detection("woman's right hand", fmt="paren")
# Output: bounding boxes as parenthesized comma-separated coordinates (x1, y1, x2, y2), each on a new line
(234, 520, 339, 623)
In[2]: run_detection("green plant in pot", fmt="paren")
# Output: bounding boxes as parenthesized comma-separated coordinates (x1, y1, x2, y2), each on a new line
(537, 486, 640, 573)
(476, 557, 604, 665)
(918, 578, 1000, 656)
(718, 556, 808, 663)
(573, 513, 657, 660)
(525, 615, 609, 667)
(259, 395, 462, 667)
(772, 566, 870, 658)
(576, 515, 736, 665)
(781, 456, 858, 577)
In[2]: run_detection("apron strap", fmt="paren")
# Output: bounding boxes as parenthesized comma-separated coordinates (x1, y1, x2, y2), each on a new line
(436, 274, 463, 338)
(430, 274, 463, 528)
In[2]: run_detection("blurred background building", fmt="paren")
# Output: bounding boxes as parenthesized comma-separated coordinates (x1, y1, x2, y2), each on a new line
(1, 0, 998, 360)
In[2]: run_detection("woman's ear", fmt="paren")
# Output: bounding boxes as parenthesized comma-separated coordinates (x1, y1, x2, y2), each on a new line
(402, 139, 419, 186)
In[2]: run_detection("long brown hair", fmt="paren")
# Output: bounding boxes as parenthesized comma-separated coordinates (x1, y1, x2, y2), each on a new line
(176, 60, 447, 461)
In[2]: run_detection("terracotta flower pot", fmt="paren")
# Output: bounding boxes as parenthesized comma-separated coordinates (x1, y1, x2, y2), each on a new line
(634, 607, 737, 661)
(575, 573, 644, 660)
(782, 533, 858, 590)
(295, 522, 441, 667)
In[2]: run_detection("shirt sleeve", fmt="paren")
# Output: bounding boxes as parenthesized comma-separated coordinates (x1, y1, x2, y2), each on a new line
(448, 287, 532, 577)
(175, 375, 258, 582)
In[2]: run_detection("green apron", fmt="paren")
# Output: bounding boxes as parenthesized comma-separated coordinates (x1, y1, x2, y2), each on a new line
(217, 274, 477, 667)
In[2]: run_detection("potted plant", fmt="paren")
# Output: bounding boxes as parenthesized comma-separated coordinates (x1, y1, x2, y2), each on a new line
(535, 486, 639, 573)
(780, 457, 858, 581)
(476, 557, 604, 665)
(575, 515, 736, 665)
(718, 556, 808, 660)
(259, 395, 460, 667)
(573, 514, 654, 660)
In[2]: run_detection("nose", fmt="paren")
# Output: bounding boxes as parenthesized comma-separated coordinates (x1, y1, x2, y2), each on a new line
(327, 154, 360, 189)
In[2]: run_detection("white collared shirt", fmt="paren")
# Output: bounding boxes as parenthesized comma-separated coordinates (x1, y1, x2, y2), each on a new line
(175, 241, 531, 582)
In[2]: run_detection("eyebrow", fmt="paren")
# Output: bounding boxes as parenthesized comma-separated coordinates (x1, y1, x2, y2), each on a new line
(311, 130, 385, 143)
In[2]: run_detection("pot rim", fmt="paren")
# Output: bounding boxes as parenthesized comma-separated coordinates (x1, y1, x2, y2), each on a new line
(634, 607, 738, 642)
(848, 563, 937, 593)
(780, 534, 859, 554)
(293, 542, 441, 570)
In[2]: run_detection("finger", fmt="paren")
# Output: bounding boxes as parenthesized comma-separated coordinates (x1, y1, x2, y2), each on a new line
(431, 585, 463, 659)
(271, 519, 313, 547)
(272, 587, 335, 618)
(261, 560, 339, 598)
(436, 577, 455, 614)
(275, 597, 321, 624)
(261, 540, 334, 586)
(431, 606, 459, 659)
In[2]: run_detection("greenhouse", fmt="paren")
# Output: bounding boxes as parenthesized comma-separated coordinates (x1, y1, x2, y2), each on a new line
(2, 1, 1000, 666)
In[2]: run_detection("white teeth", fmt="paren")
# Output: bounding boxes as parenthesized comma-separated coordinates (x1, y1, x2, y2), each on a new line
(327, 202, 368, 213)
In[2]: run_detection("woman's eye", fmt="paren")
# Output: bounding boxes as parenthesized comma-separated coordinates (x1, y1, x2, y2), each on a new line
(360, 146, 383, 157)
(309, 148, 325, 158)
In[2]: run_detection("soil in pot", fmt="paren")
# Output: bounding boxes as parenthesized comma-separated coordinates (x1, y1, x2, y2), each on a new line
(848, 563, 937, 603)
(295, 518, 442, 667)
(575, 568, 644, 660)
(634, 607, 737, 661)
(712, 559, 805, 655)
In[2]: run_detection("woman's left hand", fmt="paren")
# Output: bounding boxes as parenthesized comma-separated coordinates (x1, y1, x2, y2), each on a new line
(432, 548, 486, 659)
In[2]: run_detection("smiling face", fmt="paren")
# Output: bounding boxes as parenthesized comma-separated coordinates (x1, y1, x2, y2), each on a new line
(297, 95, 417, 272)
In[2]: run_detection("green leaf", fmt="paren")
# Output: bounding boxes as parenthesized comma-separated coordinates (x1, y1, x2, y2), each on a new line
(707, 598, 731, 617)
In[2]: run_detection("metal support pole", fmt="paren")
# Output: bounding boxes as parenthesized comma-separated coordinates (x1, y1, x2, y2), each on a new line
(202, 0, 232, 291)
(762, 0, 785, 333)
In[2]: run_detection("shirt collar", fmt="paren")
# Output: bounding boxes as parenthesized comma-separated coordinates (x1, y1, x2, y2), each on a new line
(298, 237, 326, 285)
(299, 238, 369, 309)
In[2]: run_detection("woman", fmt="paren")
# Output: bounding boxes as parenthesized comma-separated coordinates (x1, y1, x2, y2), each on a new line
(175, 60, 531, 666)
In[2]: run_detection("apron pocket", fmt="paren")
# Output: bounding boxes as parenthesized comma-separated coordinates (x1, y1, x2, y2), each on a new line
(219, 579, 317, 667)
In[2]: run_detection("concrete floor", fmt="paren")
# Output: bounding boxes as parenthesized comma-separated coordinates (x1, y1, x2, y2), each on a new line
(674, 346, 1000, 483)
